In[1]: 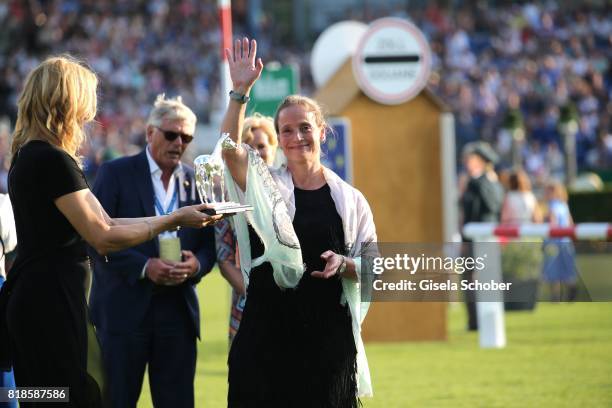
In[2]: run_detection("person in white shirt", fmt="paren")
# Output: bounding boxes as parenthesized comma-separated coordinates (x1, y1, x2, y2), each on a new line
(0, 194, 17, 408)
(0, 195, 16, 279)
(501, 169, 543, 224)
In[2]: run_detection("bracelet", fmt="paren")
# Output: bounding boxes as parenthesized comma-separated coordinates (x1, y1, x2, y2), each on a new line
(144, 220, 153, 241)
(167, 211, 181, 232)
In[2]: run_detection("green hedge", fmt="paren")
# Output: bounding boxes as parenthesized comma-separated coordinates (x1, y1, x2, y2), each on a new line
(569, 189, 612, 223)
(594, 170, 612, 183)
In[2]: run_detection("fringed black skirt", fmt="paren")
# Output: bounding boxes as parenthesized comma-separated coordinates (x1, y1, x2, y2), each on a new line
(227, 261, 358, 408)
(229, 185, 358, 408)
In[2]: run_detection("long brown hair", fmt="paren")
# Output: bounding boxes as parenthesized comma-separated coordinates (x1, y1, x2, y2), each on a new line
(11, 55, 98, 164)
(508, 170, 532, 192)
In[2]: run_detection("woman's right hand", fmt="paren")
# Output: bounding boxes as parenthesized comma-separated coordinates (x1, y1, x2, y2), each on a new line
(172, 204, 223, 229)
(225, 37, 264, 94)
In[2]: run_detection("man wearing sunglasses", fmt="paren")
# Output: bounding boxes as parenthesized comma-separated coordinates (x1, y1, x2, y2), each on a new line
(89, 94, 216, 408)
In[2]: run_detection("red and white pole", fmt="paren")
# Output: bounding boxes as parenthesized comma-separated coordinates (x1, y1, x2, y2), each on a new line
(463, 223, 612, 240)
(462, 222, 612, 349)
(218, 0, 233, 109)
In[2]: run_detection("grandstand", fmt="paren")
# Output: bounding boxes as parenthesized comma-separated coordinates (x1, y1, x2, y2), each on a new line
(0, 1, 609, 191)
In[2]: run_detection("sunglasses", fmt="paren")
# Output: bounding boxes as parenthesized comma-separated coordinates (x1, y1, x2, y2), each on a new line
(155, 126, 194, 144)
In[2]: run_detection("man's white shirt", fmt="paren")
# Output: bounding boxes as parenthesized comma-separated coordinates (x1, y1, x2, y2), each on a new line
(141, 146, 184, 279)
(146, 145, 182, 230)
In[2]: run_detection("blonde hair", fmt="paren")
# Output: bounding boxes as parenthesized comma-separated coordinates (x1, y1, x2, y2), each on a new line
(546, 181, 568, 202)
(147, 94, 197, 135)
(274, 95, 327, 134)
(11, 55, 98, 164)
(242, 113, 277, 147)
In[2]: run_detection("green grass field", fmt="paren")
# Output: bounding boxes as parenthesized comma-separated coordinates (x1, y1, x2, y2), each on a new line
(137, 269, 612, 408)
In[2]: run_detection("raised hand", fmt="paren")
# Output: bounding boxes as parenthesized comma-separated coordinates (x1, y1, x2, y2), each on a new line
(224, 37, 264, 94)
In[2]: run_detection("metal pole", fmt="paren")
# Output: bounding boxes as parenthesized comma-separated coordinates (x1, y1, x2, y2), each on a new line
(292, 0, 306, 49)
(511, 127, 525, 169)
(563, 125, 578, 186)
(440, 113, 460, 243)
(247, 0, 261, 39)
(218, 0, 233, 110)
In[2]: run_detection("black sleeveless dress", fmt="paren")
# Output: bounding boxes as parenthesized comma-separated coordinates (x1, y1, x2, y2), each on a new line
(228, 184, 358, 408)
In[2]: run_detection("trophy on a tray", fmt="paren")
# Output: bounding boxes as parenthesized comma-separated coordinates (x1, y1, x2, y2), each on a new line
(194, 135, 253, 216)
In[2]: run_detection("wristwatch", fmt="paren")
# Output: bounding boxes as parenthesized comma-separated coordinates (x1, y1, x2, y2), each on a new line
(336, 256, 347, 276)
(229, 90, 250, 104)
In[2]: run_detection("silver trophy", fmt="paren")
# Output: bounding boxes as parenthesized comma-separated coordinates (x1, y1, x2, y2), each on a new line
(194, 135, 253, 215)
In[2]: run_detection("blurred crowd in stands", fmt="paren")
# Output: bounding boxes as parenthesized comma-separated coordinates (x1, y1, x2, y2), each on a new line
(0, 0, 609, 192)
(419, 1, 611, 187)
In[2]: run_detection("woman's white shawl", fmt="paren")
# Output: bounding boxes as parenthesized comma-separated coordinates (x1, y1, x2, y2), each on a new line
(224, 146, 376, 397)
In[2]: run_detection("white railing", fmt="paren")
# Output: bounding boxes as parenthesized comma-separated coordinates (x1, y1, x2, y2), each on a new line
(462, 222, 611, 349)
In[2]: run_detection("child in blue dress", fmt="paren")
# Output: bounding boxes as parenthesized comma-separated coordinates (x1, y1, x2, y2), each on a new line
(542, 182, 578, 301)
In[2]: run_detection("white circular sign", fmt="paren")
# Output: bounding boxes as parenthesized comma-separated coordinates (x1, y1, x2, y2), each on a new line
(352, 18, 432, 105)
(311, 21, 368, 88)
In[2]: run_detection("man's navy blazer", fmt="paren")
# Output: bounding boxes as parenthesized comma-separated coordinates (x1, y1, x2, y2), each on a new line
(88, 149, 216, 338)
